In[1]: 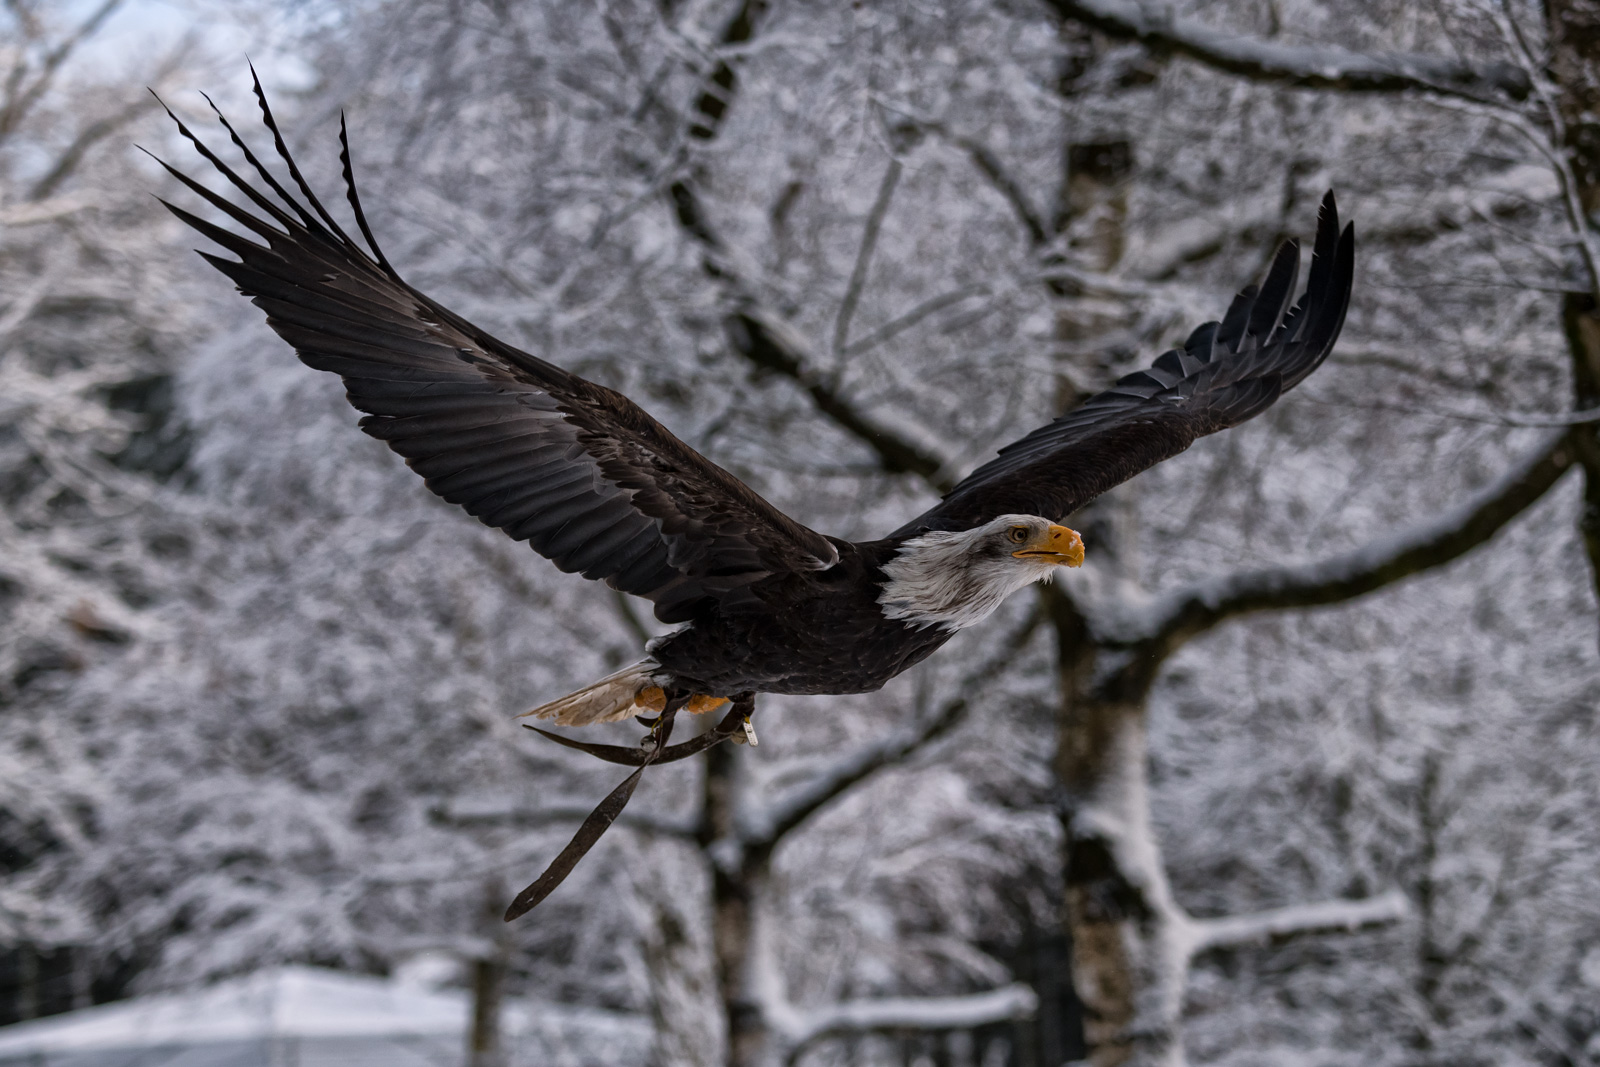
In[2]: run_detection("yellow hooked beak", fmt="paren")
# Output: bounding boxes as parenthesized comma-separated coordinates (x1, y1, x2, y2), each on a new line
(1012, 524, 1085, 567)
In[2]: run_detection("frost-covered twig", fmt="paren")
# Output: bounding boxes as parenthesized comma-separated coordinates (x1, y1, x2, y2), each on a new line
(0, 195, 91, 226)
(1482, 2, 1600, 304)
(876, 104, 1051, 247)
(1302, 395, 1600, 428)
(833, 156, 903, 358)
(1188, 890, 1409, 955)
(1418, 91, 1600, 306)
(1044, 0, 1531, 101)
(723, 306, 955, 485)
(842, 282, 992, 358)
(1445, 405, 1600, 428)
(0, 0, 124, 142)
(433, 798, 700, 839)
(663, 26, 958, 488)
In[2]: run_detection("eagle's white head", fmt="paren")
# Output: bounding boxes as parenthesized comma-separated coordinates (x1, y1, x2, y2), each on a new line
(878, 514, 1085, 631)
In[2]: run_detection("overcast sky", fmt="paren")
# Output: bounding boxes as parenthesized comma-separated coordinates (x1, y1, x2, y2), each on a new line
(61, 0, 319, 93)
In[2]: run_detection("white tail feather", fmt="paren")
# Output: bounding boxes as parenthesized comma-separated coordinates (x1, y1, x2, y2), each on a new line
(518, 660, 661, 727)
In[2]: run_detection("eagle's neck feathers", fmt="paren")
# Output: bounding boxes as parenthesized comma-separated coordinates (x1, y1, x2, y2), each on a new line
(877, 525, 1053, 631)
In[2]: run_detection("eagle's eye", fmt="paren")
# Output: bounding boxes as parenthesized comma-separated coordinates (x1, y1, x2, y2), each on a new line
(1006, 525, 1029, 544)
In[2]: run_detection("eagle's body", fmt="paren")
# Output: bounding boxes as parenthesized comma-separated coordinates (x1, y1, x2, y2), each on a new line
(648, 537, 944, 696)
(154, 82, 1354, 730)
(650, 519, 1073, 696)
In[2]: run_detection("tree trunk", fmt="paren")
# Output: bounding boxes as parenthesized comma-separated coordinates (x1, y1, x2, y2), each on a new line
(16, 944, 37, 1023)
(1546, 0, 1600, 219)
(1041, 102, 1190, 1062)
(1561, 293, 1600, 623)
(703, 741, 764, 1066)
(1547, 0, 1600, 622)
(1050, 587, 1189, 1066)
(469, 879, 509, 1067)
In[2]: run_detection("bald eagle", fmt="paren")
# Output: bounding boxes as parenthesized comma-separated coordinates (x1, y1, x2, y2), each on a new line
(154, 82, 1352, 917)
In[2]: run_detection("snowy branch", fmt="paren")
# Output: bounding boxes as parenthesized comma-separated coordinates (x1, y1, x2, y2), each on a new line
(724, 307, 955, 487)
(673, 164, 956, 484)
(841, 283, 992, 358)
(672, 206, 947, 483)
(434, 799, 699, 839)
(1044, 0, 1532, 102)
(833, 157, 904, 356)
(943, 127, 1050, 247)
(26, 87, 152, 202)
(1188, 890, 1409, 956)
(778, 983, 1038, 1062)
(0, 0, 124, 143)
(0, 195, 92, 226)
(664, 7, 958, 489)
(878, 105, 1053, 248)
(1106, 429, 1576, 648)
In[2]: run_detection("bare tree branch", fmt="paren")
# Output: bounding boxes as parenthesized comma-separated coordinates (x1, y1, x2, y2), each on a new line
(686, 0, 765, 140)
(433, 798, 700, 839)
(1112, 430, 1575, 649)
(26, 95, 148, 201)
(881, 107, 1052, 247)
(725, 308, 954, 487)
(779, 983, 1038, 1064)
(662, 5, 955, 490)
(833, 157, 903, 357)
(737, 606, 1045, 850)
(0, 0, 123, 142)
(956, 132, 1050, 247)
(1043, 0, 1532, 102)
(842, 283, 991, 358)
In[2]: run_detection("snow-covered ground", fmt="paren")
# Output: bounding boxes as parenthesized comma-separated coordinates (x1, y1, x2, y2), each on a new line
(0, 965, 652, 1066)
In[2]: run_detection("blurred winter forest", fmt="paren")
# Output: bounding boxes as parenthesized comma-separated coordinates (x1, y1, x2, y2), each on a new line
(2, 0, 1599, 1064)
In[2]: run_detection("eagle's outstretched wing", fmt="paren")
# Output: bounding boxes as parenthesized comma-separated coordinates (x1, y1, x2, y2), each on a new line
(155, 80, 837, 624)
(894, 192, 1354, 537)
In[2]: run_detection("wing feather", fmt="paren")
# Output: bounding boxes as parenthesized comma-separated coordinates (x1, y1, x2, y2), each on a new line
(897, 192, 1353, 535)
(159, 85, 837, 623)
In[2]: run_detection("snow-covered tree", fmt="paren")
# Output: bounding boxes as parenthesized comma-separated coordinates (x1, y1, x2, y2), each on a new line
(3, 2, 1598, 1065)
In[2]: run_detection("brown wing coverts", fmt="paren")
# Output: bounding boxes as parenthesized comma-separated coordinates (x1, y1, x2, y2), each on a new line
(155, 79, 836, 623)
(899, 193, 1354, 536)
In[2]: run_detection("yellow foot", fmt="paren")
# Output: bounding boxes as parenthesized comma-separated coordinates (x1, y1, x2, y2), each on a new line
(633, 687, 728, 716)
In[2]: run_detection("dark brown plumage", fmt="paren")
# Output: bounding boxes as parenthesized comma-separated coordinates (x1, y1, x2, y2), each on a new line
(897, 212, 1352, 536)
